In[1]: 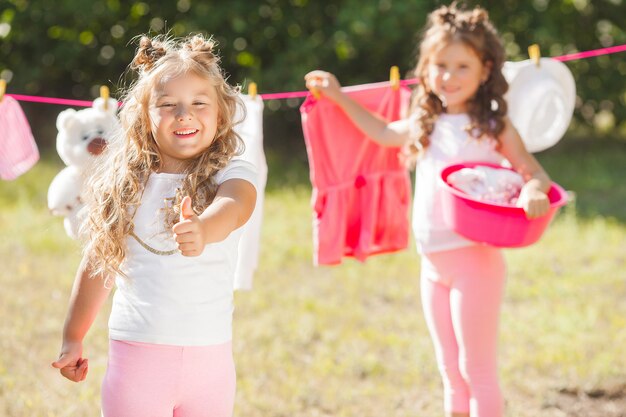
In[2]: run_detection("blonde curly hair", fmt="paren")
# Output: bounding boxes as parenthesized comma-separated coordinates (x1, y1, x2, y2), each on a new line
(405, 3, 508, 163)
(82, 34, 244, 277)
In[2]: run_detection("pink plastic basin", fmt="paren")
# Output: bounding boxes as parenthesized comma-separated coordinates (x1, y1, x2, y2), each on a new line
(440, 162, 568, 248)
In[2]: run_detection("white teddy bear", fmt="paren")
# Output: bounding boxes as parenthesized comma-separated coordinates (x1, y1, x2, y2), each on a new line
(47, 97, 119, 239)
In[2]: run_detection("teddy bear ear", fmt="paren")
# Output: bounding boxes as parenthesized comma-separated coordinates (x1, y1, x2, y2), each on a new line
(92, 97, 119, 116)
(56, 109, 77, 131)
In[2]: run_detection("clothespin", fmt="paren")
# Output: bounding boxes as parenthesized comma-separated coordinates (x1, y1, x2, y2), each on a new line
(528, 44, 541, 67)
(0, 79, 6, 102)
(100, 85, 110, 110)
(248, 82, 257, 99)
(390, 66, 400, 90)
(306, 76, 321, 100)
(309, 85, 320, 100)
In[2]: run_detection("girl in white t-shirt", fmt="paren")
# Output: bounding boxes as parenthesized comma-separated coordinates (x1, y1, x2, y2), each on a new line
(305, 5, 552, 417)
(52, 34, 257, 417)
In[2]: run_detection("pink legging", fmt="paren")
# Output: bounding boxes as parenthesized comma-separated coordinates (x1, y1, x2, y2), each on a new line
(101, 339, 236, 417)
(420, 245, 506, 416)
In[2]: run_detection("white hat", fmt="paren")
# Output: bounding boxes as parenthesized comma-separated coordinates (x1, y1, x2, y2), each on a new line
(502, 58, 576, 153)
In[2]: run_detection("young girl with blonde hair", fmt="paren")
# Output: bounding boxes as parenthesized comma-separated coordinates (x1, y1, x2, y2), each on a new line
(305, 4, 551, 417)
(52, 34, 257, 417)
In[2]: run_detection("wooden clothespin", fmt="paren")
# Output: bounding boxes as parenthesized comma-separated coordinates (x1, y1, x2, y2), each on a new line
(306, 75, 321, 100)
(390, 66, 400, 90)
(0, 79, 6, 102)
(528, 44, 541, 67)
(248, 82, 257, 99)
(100, 85, 110, 110)
(308, 84, 321, 100)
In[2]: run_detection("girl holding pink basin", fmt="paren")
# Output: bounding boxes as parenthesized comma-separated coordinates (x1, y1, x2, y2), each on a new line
(305, 4, 559, 417)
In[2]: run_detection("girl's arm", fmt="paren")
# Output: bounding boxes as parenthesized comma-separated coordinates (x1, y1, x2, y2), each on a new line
(304, 70, 411, 147)
(498, 117, 552, 218)
(52, 255, 112, 382)
(172, 178, 256, 256)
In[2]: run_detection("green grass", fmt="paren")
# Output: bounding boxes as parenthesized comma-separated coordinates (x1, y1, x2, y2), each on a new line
(1, 140, 625, 416)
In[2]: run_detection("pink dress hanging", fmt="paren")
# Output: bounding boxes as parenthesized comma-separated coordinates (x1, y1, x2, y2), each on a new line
(300, 85, 412, 265)
(0, 96, 39, 180)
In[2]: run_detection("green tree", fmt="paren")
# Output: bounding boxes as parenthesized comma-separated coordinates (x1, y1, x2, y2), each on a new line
(1, 0, 624, 152)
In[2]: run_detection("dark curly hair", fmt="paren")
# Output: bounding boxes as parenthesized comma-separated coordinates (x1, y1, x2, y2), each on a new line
(405, 3, 508, 162)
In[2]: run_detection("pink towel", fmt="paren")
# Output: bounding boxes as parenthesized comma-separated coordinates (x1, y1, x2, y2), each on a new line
(0, 96, 39, 180)
(300, 85, 412, 265)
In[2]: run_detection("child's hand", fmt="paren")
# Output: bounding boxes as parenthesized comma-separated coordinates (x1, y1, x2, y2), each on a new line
(52, 340, 88, 382)
(517, 185, 550, 219)
(304, 70, 343, 103)
(172, 196, 206, 257)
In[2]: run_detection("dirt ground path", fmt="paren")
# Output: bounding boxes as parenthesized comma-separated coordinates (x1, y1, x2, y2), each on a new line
(544, 384, 626, 416)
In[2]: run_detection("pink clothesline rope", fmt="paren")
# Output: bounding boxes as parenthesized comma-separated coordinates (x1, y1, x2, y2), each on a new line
(6, 94, 95, 107)
(6, 43, 625, 107)
(553, 43, 626, 62)
(258, 78, 419, 100)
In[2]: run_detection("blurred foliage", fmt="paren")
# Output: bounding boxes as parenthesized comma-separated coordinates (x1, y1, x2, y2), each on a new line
(0, 0, 625, 155)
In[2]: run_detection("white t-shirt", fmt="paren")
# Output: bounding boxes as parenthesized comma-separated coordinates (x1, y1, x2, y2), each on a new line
(412, 113, 505, 254)
(108, 159, 257, 346)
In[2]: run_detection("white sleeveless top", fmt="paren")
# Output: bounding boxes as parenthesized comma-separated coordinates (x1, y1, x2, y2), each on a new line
(108, 159, 257, 346)
(412, 113, 505, 254)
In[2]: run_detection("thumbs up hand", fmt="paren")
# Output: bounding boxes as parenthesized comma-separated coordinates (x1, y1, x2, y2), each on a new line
(172, 196, 206, 257)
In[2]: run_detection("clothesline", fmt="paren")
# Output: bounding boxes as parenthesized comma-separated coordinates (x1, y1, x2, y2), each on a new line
(5, 43, 626, 108)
